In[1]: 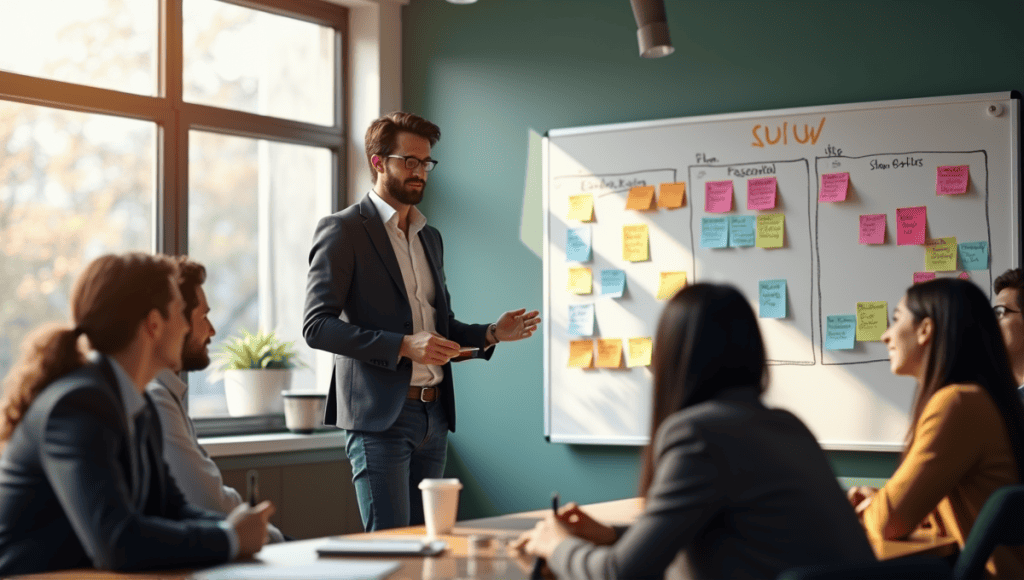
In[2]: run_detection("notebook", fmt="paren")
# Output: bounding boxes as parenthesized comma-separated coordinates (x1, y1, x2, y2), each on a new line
(317, 538, 447, 557)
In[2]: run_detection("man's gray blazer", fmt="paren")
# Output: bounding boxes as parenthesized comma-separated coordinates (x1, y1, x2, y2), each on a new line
(303, 193, 491, 433)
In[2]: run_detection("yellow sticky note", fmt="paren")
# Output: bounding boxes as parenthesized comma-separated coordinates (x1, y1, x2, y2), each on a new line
(756, 213, 785, 249)
(626, 185, 655, 210)
(924, 237, 958, 272)
(596, 338, 623, 368)
(658, 182, 686, 208)
(623, 224, 649, 262)
(627, 337, 653, 368)
(856, 301, 888, 342)
(568, 340, 594, 368)
(567, 267, 593, 294)
(657, 271, 687, 300)
(568, 194, 594, 221)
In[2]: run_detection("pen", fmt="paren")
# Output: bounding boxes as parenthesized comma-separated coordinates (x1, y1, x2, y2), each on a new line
(531, 492, 560, 579)
(247, 470, 259, 507)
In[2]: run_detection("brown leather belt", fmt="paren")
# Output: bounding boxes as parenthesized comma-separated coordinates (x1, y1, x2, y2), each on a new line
(407, 386, 438, 402)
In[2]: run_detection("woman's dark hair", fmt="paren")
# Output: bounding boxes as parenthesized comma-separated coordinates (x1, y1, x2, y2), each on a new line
(902, 278, 1024, 480)
(639, 283, 768, 495)
(0, 253, 179, 441)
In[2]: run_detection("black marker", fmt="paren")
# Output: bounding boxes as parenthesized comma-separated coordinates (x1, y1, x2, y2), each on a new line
(531, 492, 560, 579)
(246, 470, 259, 507)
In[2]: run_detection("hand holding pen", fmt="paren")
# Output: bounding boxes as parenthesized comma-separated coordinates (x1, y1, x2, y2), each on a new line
(529, 493, 560, 579)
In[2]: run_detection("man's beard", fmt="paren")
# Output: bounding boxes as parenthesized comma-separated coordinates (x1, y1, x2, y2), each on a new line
(180, 334, 211, 372)
(383, 169, 425, 205)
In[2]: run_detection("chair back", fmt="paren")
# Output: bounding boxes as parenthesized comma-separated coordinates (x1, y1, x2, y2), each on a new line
(953, 484, 1024, 580)
(778, 557, 951, 580)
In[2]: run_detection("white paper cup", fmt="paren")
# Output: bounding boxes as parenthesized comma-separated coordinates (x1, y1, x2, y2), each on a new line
(418, 478, 463, 538)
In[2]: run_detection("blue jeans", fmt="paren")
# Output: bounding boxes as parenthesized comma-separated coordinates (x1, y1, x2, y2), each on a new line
(345, 399, 449, 531)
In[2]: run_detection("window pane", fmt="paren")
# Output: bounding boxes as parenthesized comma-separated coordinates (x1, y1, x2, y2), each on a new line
(183, 0, 335, 126)
(0, 0, 156, 95)
(188, 131, 332, 418)
(0, 103, 155, 378)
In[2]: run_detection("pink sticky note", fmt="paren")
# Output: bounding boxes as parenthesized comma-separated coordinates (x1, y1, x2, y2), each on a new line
(819, 172, 850, 202)
(704, 180, 734, 213)
(936, 165, 969, 195)
(959, 271, 970, 280)
(914, 272, 936, 284)
(896, 206, 927, 246)
(859, 214, 886, 245)
(746, 177, 777, 210)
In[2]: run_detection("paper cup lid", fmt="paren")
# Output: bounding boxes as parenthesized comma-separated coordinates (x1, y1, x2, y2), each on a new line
(418, 478, 463, 490)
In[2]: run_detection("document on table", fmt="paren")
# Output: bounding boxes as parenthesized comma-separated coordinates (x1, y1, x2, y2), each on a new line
(318, 538, 447, 556)
(190, 559, 400, 580)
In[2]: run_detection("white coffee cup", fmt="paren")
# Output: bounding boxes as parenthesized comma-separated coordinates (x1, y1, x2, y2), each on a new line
(418, 478, 463, 538)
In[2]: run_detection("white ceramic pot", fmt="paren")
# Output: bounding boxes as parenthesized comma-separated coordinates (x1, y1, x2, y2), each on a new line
(223, 369, 290, 416)
(281, 391, 328, 433)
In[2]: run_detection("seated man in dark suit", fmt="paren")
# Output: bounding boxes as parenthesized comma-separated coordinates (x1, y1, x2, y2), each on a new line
(0, 252, 274, 576)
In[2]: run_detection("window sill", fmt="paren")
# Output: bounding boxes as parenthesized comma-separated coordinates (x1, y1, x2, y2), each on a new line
(199, 429, 347, 458)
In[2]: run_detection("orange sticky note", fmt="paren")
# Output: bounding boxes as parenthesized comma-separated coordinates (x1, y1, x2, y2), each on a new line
(568, 194, 594, 221)
(658, 182, 686, 208)
(596, 338, 623, 368)
(623, 224, 649, 262)
(567, 267, 593, 294)
(657, 272, 687, 300)
(627, 337, 653, 368)
(568, 340, 594, 368)
(626, 186, 655, 210)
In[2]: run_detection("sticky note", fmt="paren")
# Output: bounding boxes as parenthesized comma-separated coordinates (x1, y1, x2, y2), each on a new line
(704, 180, 734, 213)
(701, 217, 729, 248)
(657, 272, 687, 300)
(627, 337, 653, 368)
(825, 315, 857, 350)
(758, 279, 786, 319)
(746, 177, 777, 210)
(626, 185, 655, 210)
(595, 338, 623, 368)
(568, 340, 594, 368)
(567, 267, 593, 294)
(819, 172, 850, 202)
(622, 224, 649, 262)
(566, 227, 592, 262)
(859, 214, 886, 245)
(601, 270, 626, 298)
(856, 301, 888, 342)
(756, 214, 785, 248)
(924, 237, 958, 272)
(567, 304, 594, 337)
(896, 206, 927, 246)
(959, 241, 989, 270)
(936, 165, 969, 195)
(914, 272, 936, 284)
(658, 182, 686, 208)
(728, 215, 756, 247)
(568, 194, 594, 221)
(959, 271, 970, 280)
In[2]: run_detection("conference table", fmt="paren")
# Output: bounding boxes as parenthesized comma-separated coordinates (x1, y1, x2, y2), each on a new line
(11, 497, 957, 580)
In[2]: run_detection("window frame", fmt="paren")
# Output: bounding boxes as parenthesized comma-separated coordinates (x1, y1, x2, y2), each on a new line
(0, 0, 348, 436)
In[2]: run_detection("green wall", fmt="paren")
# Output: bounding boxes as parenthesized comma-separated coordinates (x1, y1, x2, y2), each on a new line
(402, 0, 1023, 518)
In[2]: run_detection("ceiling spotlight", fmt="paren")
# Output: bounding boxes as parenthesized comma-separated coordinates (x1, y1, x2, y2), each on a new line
(629, 0, 674, 58)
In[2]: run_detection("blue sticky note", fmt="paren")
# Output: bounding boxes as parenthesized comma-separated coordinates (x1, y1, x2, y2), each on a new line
(758, 279, 786, 319)
(566, 227, 592, 262)
(728, 215, 756, 247)
(825, 314, 857, 350)
(567, 304, 595, 336)
(701, 217, 729, 249)
(958, 241, 989, 271)
(601, 270, 626, 298)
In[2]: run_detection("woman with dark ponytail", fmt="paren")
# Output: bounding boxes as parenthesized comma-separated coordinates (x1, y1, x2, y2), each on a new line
(0, 253, 274, 575)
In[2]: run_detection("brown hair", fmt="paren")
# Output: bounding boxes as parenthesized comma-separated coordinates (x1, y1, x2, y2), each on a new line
(364, 112, 441, 175)
(639, 283, 767, 496)
(0, 253, 179, 441)
(995, 268, 1024, 311)
(176, 257, 207, 320)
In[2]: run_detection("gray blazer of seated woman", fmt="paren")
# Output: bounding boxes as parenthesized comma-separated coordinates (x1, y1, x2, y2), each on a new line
(515, 284, 875, 580)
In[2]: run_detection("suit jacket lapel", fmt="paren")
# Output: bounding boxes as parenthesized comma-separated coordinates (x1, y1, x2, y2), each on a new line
(359, 195, 410, 304)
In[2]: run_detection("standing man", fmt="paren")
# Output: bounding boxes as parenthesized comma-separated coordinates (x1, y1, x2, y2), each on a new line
(147, 258, 285, 542)
(304, 112, 539, 531)
(994, 268, 1024, 394)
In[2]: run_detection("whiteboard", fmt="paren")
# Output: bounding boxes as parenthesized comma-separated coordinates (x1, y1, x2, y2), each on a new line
(542, 92, 1021, 450)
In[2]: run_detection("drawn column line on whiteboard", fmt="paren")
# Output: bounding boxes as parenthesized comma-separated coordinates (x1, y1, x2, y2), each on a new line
(688, 158, 815, 366)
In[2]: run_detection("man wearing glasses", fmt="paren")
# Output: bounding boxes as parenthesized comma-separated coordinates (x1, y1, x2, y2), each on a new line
(303, 112, 539, 531)
(994, 268, 1024, 396)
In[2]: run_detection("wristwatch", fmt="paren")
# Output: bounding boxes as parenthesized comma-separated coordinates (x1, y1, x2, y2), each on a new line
(488, 323, 500, 344)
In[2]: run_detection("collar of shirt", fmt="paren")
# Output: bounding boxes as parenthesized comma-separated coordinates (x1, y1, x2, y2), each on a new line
(98, 353, 147, 425)
(369, 190, 427, 237)
(153, 368, 188, 402)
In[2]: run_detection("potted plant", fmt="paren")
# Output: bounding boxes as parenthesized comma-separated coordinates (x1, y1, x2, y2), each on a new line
(216, 329, 306, 417)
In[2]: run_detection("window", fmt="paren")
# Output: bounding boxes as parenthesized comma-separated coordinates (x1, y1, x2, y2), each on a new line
(0, 0, 347, 433)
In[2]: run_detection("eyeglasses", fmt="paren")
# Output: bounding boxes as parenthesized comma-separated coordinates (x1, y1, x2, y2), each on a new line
(386, 155, 437, 172)
(994, 305, 1021, 319)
